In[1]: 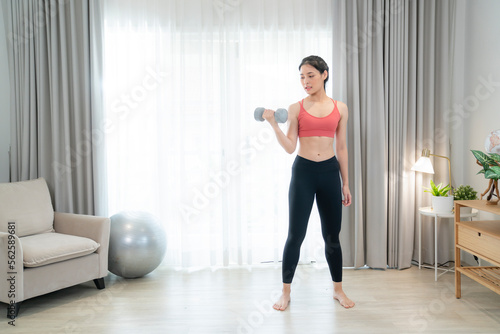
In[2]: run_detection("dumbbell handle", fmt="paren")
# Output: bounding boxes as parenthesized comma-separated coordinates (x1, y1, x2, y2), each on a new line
(254, 107, 288, 123)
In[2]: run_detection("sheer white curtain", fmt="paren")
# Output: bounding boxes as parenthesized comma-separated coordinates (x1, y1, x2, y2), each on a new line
(103, 0, 334, 267)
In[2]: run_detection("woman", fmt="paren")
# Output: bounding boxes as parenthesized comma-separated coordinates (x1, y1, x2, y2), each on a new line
(262, 55, 354, 310)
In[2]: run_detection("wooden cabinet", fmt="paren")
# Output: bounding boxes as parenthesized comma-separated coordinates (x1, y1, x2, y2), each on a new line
(454, 200, 500, 298)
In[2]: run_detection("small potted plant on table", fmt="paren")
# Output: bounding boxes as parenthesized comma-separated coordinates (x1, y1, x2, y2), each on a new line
(453, 185, 478, 213)
(424, 179, 453, 213)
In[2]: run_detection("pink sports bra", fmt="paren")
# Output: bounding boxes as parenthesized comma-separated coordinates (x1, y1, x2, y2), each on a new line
(298, 99, 340, 138)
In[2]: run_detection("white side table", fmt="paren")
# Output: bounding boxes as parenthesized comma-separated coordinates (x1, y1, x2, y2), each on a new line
(418, 207, 478, 281)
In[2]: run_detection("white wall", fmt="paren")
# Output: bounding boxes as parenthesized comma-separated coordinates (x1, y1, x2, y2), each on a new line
(451, 0, 500, 207)
(450, 0, 500, 266)
(455, 0, 500, 204)
(0, 4, 11, 182)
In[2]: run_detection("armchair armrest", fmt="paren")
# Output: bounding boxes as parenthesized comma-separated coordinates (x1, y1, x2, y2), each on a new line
(54, 212, 110, 277)
(54, 212, 110, 246)
(0, 231, 24, 304)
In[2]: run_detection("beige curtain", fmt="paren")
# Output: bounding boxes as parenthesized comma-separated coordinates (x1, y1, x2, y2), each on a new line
(386, 0, 456, 269)
(2, 0, 106, 215)
(332, 0, 387, 269)
(333, 0, 456, 269)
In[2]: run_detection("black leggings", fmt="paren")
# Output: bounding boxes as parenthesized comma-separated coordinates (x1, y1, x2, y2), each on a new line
(282, 155, 343, 284)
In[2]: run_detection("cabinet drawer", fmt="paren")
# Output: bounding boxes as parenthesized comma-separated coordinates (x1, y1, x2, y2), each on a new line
(457, 224, 500, 262)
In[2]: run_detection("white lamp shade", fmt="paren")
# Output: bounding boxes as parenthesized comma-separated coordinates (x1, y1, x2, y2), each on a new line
(411, 156, 435, 174)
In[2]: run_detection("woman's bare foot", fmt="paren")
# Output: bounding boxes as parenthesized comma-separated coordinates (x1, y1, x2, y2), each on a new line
(333, 282, 355, 309)
(273, 284, 291, 311)
(273, 294, 291, 311)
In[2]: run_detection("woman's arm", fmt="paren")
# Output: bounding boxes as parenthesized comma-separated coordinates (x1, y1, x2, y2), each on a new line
(263, 103, 299, 154)
(335, 101, 351, 206)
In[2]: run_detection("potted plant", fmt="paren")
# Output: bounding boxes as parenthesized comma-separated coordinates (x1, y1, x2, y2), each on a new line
(424, 179, 453, 213)
(471, 150, 500, 205)
(453, 185, 478, 213)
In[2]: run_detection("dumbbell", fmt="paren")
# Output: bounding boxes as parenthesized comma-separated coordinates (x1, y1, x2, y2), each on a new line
(254, 107, 288, 123)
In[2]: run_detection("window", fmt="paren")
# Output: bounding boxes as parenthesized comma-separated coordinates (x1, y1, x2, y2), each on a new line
(103, 0, 333, 267)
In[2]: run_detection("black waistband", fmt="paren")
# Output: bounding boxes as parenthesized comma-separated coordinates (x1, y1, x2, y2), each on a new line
(293, 155, 339, 172)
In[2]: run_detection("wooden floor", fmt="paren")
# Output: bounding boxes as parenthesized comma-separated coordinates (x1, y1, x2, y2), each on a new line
(3, 264, 500, 333)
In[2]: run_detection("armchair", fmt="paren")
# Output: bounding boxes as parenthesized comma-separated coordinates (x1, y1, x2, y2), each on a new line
(0, 178, 110, 318)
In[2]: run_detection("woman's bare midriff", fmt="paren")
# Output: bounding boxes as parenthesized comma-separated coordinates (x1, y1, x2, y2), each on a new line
(297, 136, 335, 162)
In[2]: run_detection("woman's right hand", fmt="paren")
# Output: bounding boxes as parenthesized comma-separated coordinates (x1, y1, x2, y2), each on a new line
(262, 109, 277, 125)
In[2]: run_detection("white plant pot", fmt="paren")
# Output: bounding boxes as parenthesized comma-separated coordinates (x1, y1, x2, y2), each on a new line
(431, 196, 454, 213)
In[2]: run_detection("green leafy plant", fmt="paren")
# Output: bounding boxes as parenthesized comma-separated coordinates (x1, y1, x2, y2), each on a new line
(424, 179, 451, 197)
(453, 185, 478, 201)
(471, 150, 500, 180)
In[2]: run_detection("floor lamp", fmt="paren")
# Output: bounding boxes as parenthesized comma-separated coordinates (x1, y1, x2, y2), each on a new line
(411, 148, 453, 195)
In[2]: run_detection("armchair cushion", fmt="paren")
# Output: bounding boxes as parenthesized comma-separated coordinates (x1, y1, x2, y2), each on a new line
(0, 178, 54, 237)
(21, 232, 100, 268)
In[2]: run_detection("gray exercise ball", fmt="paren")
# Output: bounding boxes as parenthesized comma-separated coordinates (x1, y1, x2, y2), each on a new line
(108, 211, 167, 278)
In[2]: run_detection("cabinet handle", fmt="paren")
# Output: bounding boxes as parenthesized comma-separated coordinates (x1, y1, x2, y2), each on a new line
(478, 232, 481, 237)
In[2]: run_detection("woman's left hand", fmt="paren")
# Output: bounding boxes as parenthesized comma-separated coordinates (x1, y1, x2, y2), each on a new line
(342, 185, 351, 206)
